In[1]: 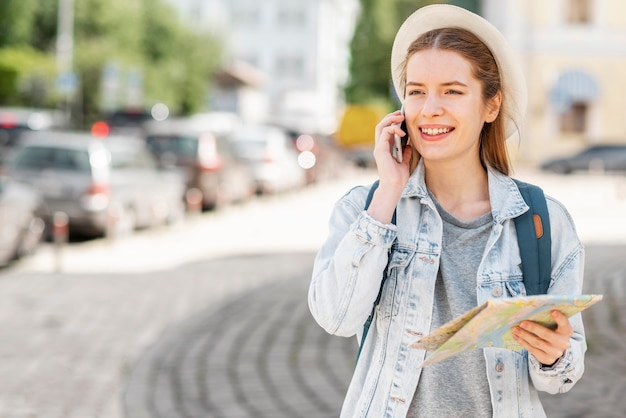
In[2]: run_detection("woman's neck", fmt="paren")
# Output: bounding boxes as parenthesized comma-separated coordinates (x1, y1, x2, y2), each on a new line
(424, 161, 491, 221)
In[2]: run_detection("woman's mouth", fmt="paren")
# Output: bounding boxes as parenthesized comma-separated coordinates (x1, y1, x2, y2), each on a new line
(420, 127, 452, 136)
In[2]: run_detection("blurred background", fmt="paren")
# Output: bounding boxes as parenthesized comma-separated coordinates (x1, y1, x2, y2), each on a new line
(0, 0, 625, 417)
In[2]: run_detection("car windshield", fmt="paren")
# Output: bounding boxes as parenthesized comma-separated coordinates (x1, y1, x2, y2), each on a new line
(13, 146, 91, 173)
(109, 146, 156, 169)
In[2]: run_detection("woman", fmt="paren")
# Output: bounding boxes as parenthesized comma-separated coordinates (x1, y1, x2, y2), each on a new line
(308, 5, 586, 418)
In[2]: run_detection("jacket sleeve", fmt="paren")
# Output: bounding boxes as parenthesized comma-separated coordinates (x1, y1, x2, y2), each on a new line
(528, 196, 587, 394)
(308, 185, 397, 338)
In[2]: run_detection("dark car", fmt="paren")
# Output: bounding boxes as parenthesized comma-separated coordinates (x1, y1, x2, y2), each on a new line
(0, 107, 67, 148)
(0, 175, 46, 266)
(5, 130, 186, 238)
(540, 144, 626, 174)
(143, 118, 256, 210)
(97, 108, 158, 136)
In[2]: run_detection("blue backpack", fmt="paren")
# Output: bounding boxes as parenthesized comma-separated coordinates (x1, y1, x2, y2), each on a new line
(356, 179, 551, 364)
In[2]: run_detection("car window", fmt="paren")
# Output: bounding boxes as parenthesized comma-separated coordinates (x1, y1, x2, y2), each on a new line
(13, 146, 91, 173)
(146, 135, 198, 158)
(231, 139, 268, 160)
(215, 135, 236, 157)
(110, 147, 156, 170)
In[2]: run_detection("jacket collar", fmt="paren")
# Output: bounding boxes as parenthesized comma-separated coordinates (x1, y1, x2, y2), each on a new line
(402, 159, 529, 223)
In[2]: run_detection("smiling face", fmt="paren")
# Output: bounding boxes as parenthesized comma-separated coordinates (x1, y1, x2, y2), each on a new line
(403, 48, 501, 168)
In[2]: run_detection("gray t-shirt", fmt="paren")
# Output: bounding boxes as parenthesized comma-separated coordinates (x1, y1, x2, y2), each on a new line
(408, 195, 493, 418)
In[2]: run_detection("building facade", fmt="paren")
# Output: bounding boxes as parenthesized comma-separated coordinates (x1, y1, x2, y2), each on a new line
(484, 0, 626, 164)
(163, 0, 359, 134)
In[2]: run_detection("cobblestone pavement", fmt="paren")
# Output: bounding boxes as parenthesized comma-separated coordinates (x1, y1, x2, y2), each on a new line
(123, 244, 626, 418)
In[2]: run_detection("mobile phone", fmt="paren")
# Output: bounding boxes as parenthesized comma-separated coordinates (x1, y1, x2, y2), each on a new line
(393, 105, 408, 163)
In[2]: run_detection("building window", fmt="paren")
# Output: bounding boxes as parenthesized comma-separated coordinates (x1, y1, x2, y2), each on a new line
(567, 0, 592, 24)
(276, 9, 306, 27)
(275, 56, 304, 78)
(560, 103, 587, 133)
(233, 8, 260, 27)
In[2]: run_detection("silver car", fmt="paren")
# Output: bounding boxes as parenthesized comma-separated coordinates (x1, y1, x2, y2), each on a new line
(5, 131, 186, 238)
(229, 125, 306, 195)
(0, 175, 45, 266)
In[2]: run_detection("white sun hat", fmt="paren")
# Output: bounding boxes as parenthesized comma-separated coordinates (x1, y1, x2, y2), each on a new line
(391, 4, 527, 140)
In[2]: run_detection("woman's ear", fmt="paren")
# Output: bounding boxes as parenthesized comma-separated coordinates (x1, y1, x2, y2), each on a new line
(485, 90, 502, 123)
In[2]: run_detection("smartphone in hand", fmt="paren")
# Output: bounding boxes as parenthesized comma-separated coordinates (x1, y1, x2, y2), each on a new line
(393, 105, 408, 163)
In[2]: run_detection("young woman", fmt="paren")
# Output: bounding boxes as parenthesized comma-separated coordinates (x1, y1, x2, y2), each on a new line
(308, 5, 587, 418)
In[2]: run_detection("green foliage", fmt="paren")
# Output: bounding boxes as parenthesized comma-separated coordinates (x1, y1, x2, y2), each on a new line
(138, 1, 223, 115)
(344, 0, 445, 107)
(0, 47, 56, 106)
(0, 0, 38, 46)
(0, 0, 223, 126)
(30, 2, 59, 52)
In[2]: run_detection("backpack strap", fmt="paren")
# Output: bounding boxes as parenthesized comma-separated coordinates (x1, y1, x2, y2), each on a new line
(356, 180, 395, 364)
(512, 179, 552, 295)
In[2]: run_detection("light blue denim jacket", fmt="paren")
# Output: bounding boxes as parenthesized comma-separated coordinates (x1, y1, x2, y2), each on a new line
(308, 161, 586, 418)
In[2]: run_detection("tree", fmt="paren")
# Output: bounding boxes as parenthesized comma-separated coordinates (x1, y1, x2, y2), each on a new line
(0, 0, 56, 106)
(343, 0, 444, 108)
(343, 0, 395, 106)
(0, 0, 222, 127)
(0, 0, 38, 47)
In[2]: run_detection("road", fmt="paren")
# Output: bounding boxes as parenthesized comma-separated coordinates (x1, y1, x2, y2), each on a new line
(0, 167, 624, 417)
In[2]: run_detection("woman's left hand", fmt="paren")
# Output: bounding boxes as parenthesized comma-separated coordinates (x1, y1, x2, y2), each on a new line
(511, 310, 573, 367)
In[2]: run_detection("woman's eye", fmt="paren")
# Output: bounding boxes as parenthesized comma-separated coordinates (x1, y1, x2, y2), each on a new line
(408, 90, 424, 96)
(447, 90, 462, 95)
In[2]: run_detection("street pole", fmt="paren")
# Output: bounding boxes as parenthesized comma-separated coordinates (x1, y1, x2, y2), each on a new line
(56, 0, 75, 120)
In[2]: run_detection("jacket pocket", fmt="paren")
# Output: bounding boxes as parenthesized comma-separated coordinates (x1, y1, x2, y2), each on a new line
(378, 247, 413, 319)
(505, 279, 527, 297)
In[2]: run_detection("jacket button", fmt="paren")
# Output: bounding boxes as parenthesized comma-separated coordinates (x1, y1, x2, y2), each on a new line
(495, 362, 505, 372)
(492, 287, 503, 297)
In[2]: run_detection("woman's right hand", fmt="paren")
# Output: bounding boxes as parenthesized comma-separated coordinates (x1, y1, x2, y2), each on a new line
(367, 110, 412, 224)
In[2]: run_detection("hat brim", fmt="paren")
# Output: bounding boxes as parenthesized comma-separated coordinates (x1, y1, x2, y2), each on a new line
(391, 4, 527, 140)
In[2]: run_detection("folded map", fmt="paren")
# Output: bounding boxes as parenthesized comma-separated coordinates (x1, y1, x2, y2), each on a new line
(411, 294, 603, 368)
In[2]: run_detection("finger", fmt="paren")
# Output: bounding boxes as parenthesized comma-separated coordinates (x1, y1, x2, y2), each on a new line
(376, 125, 405, 146)
(376, 111, 404, 130)
(515, 323, 569, 353)
(514, 324, 549, 347)
(512, 327, 564, 364)
(551, 310, 574, 336)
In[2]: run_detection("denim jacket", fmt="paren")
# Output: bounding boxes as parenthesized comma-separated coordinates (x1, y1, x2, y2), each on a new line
(308, 161, 586, 418)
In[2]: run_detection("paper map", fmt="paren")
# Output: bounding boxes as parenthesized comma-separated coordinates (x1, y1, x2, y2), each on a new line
(411, 294, 603, 368)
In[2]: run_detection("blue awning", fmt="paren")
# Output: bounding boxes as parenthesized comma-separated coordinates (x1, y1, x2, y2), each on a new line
(549, 70, 600, 112)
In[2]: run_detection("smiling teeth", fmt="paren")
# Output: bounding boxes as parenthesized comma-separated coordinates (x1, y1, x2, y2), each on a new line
(421, 128, 450, 135)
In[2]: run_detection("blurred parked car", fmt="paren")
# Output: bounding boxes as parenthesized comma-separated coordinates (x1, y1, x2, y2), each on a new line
(229, 125, 307, 194)
(540, 144, 626, 174)
(97, 108, 158, 136)
(283, 128, 346, 184)
(5, 131, 186, 239)
(0, 175, 46, 266)
(0, 107, 67, 148)
(143, 118, 256, 210)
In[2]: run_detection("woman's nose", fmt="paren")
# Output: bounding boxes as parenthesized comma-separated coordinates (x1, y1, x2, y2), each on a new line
(421, 94, 444, 117)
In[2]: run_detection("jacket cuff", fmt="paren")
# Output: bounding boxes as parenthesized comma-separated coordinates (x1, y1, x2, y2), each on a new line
(351, 211, 397, 248)
(529, 347, 574, 377)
